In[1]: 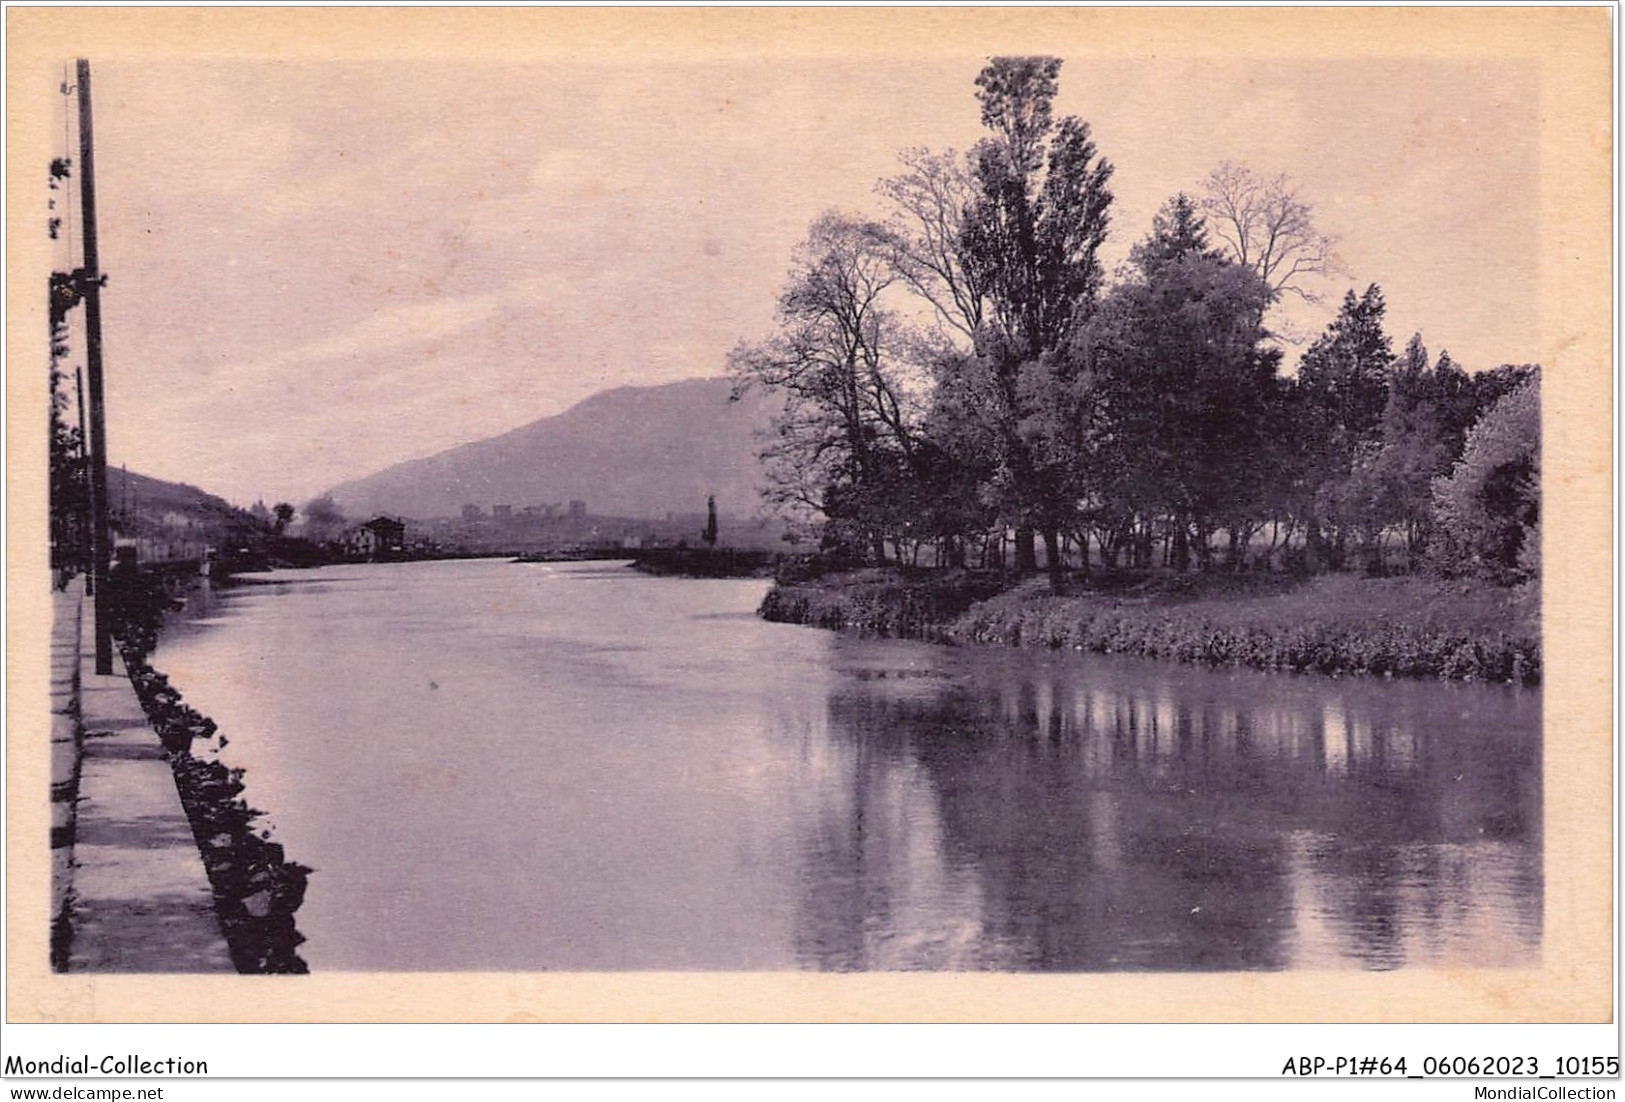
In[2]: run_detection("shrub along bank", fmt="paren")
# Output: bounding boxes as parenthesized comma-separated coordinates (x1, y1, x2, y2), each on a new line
(760, 569, 1539, 685)
(758, 567, 1011, 640)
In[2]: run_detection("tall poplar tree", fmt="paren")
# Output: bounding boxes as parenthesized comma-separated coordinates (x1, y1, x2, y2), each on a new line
(936, 56, 1115, 583)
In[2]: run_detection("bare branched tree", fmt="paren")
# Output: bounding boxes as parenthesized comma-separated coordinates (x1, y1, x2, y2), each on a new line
(1200, 161, 1336, 308)
(728, 212, 920, 555)
(876, 147, 987, 344)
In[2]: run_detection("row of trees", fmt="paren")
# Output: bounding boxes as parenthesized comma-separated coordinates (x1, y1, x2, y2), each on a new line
(731, 57, 1539, 589)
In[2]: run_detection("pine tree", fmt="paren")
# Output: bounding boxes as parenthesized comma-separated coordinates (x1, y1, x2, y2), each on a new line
(1292, 285, 1396, 569)
(1298, 285, 1395, 441)
(1128, 193, 1220, 278)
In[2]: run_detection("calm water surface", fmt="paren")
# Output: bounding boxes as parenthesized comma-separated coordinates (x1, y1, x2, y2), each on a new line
(156, 559, 1541, 971)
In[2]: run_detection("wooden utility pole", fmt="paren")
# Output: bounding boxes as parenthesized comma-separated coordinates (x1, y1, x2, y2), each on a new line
(76, 58, 113, 675)
(75, 366, 91, 587)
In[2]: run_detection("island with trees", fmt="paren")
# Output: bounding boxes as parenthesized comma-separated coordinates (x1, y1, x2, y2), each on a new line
(736, 57, 1539, 685)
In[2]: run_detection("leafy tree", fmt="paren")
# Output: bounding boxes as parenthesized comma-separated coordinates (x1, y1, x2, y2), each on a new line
(300, 494, 348, 544)
(48, 152, 90, 581)
(1431, 375, 1540, 583)
(946, 56, 1116, 585)
(908, 432, 998, 567)
(1084, 195, 1279, 571)
(729, 212, 920, 560)
(1394, 347, 1527, 467)
(964, 58, 1115, 360)
(877, 151, 1000, 566)
(873, 58, 1116, 584)
(1312, 332, 1528, 574)
(49, 386, 88, 577)
(272, 502, 296, 534)
(1330, 334, 1457, 568)
(1466, 362, 1539, 436)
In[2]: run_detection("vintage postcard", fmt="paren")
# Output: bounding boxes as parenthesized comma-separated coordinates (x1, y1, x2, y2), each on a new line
(4, 5, 1612, 1058)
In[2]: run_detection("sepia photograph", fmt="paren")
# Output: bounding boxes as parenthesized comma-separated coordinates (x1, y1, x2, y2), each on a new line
(4, 3, 1613, 1083)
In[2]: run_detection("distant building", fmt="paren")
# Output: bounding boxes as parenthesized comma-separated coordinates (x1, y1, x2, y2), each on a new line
(354, 515, 407, 560)
(461, 504, 483, 521)
(568, 500, 587, 518)
(493, 504, 513, 520)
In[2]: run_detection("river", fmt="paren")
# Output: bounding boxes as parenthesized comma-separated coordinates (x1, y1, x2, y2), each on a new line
(153, 558, 1541, 972)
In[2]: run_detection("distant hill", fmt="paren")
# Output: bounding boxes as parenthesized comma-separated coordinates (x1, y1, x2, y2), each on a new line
(107, 467, 259, 536)
(325, 377, 776, 521)
(97, 466, 268, 561)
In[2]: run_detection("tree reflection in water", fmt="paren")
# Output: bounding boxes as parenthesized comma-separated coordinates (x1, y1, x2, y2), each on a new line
(791, 646, 1540, 971)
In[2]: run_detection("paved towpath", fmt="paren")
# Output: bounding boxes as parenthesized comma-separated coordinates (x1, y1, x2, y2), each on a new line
(52, 582, 234, 972)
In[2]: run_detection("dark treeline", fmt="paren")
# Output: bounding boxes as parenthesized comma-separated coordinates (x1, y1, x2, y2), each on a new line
(731, 57, 1540, 593)
(48, 156, 91, 579)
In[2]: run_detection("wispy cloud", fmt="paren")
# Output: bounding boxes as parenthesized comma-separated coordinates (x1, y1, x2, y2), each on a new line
(211, 293, 505, 389)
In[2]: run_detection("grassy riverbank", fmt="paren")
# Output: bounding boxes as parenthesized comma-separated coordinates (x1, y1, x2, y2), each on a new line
(758, 567, 1011, 639)
(760, 569, 1540, 685)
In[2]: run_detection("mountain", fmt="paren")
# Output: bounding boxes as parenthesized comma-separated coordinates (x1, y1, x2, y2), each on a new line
(325, 377, 776, 521)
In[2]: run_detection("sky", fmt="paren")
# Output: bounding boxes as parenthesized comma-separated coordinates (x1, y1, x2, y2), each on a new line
(44, 39, 1543, 507)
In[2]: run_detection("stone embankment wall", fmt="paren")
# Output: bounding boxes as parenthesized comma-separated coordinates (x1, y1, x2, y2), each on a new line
(51, 573, 311, 973)
(50, 580, 233, 972)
